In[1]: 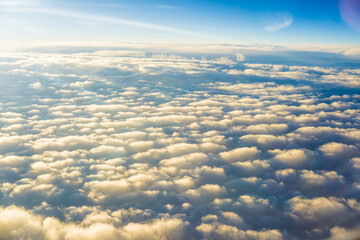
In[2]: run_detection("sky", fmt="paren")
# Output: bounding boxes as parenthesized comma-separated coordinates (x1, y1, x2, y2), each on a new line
(0, 1, 360, 240)
(0, 0, 360, 43)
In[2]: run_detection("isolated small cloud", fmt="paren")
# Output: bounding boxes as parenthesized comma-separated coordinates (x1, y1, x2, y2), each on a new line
(29, 82, 42, 89)
(264, 12, 293, 32)
(235, 53, 245, 61)
(155, 5, 180, 10)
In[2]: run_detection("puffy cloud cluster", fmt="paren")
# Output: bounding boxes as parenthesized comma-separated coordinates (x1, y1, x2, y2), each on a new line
(0, 205, 187, 240)
(0, 42, 359, 240)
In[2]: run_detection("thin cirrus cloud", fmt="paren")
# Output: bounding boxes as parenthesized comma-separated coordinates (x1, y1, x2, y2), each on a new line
(0, 0, 34, 6)
(156, 5, 181, 10)
(0, 5, 211, 38)
(264, 12, 294, 32)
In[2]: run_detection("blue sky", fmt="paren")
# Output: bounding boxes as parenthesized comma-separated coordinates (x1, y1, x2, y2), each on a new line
(0, 0, 359, 43)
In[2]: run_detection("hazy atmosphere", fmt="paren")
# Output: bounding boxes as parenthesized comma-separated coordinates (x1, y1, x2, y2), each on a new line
(0, 1, 359, 240)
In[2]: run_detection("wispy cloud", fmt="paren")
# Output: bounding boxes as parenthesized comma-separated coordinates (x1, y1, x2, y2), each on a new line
(1, 6, 210, 38)
(264, 12, 293, 32)
(156, 5, 180, 10)
(0, 0, 41, 7)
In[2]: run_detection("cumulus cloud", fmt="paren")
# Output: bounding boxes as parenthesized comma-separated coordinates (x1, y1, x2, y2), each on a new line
(0, 205, 187, 240)
(319, 142, 358, 159)
(270, 149, 314, 167)
(29, 82, 42, 89)
(328, 225, 360, 240)
(286, 197, 354, 229)
(0, 42, 358, 240)
(219, 147, 260, 163)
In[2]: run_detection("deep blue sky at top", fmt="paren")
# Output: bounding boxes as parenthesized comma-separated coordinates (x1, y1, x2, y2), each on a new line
(0, 0, 359, 44)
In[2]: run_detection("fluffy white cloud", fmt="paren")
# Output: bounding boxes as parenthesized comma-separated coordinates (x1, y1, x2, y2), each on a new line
(286, 197, 355, 229)
(0, 42, 358, 240)
(319, 142, 358, 158)
(219, 147, 260, 163)
(270, 149, 314, 167)
(0, 205, 187, 240)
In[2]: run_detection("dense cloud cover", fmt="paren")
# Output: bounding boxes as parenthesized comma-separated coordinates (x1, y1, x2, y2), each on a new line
(0, 42, 359, 239)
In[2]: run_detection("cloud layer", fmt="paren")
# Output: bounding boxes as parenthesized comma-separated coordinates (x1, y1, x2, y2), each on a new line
(0, 42, 359, 240)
